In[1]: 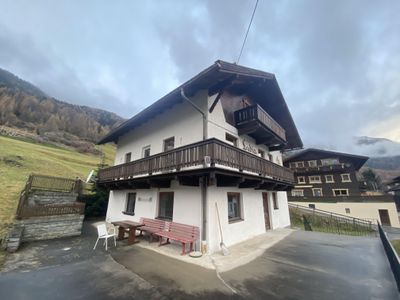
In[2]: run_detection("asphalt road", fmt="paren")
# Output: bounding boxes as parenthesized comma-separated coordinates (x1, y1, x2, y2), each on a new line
(0, 229, 398, 300)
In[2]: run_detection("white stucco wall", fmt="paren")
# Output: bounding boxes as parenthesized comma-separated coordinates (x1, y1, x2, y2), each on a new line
(290, 201, 400, 228)
(114, 91, 207, 165)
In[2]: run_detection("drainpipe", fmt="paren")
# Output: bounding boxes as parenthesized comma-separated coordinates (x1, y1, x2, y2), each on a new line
(180, 88, 208, 246)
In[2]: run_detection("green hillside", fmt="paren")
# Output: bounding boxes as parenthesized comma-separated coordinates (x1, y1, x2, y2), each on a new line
(0, 135, 115, 238)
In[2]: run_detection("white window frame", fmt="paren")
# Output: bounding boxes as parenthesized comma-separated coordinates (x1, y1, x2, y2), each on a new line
(297, 176, 306, 184)
(312, 188, 323, 197)
(325, 175, 334, 183)
(308, 160, 317, 167)
(142, 145, 151, 158)
(295, 161, 305, 168)
(333, 189, 349, 196)
(309, 175, 322, 184)
(291, 189, 304, 197)
(345, 208, 351, 214)
(341, 173, 351, 182)
(321, 158, 340, 166)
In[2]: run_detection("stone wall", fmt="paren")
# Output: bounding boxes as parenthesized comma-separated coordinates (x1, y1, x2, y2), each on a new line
(27, 191, 78, 206)
(16, 214, 84, 242)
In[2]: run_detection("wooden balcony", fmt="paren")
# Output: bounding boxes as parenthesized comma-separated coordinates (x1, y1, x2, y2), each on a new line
(234, 104, 286, 150)
(290, 164, 352, 174)
(97, 138, 294, 188)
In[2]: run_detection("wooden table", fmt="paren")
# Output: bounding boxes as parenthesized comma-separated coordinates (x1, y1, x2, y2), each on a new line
(112, 221, 144, 245)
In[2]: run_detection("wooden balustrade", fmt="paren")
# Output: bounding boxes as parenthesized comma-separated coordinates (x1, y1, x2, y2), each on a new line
(98, 138, 294, 184)
(18, 202, 85, 218)
(234, 104, 286, 142)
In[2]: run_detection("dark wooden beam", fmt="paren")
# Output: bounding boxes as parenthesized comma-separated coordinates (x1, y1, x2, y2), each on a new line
(208, 75, 237, 96)
(148, 179, 171, 188)
(178, 176, 200, 187)
(208, 91, 223, 114)
(239, 179, 262, 189)
(208, 172, 217, 186)
(216, 174, 243, 187)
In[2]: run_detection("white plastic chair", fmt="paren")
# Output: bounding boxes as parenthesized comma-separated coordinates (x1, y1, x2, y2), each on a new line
(93, 223, 116, 251)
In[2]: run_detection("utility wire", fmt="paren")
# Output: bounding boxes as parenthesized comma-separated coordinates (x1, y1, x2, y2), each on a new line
(236, 0, 259, 64)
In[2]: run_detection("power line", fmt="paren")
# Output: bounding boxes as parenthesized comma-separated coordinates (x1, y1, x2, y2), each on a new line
(236, 0, 259, 64)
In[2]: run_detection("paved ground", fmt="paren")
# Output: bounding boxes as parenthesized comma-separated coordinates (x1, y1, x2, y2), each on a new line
(0, 222, 398, 300)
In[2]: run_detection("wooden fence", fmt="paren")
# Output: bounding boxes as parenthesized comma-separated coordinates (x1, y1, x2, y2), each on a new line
(17, 202, 85, 218)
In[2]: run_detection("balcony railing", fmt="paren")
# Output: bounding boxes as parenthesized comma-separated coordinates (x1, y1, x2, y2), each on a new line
(234, 104, 286, 142)
(289, 164, 351, 173)
(97, 138, 294, 184)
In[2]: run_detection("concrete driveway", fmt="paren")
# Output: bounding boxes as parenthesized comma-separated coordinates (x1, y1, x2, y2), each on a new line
(0, 225, 398, 300)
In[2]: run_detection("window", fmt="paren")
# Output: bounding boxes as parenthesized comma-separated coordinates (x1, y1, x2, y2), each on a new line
(158, 192, 174, 220)
(272, 192, 279, 210)
(124, 193, 136, 215)
(258, 149, 265, 158)
(268, 154, 273, 161)
(227, 193, 242, 222)
(308, 160, 317, 167)
(325, 175, 334, 183)
(125, 152, 132, 163)
(291, 189, 304, 197)
(345, 208, 351, 214)
(294, 161, 305, 168)
(341, 173, 351, 182)
(309, 204, 316, 209)
(142, 145, 151, 158)
(312, 188, 323, 197)
(297, 176, 306, 184)
(321, 158, 339, 166)
(225, 133, 238, 147)
(309, 175, 321, 183)
(333, 189, 349, 196)
(163, 137, 175, 152)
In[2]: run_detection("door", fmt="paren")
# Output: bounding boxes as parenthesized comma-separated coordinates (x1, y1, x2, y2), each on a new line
(262, 192, 271, 230)
(379, 209, 391, 226)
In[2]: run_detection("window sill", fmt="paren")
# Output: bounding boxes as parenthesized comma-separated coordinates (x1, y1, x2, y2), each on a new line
(228, 218, 244, 224)
(156, 216, 173, 221)
(122, 211, 135, 216)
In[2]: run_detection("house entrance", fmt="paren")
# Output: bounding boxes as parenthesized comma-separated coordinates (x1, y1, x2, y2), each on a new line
(262, 192, 271, 230)
(378, 209, 391, 226)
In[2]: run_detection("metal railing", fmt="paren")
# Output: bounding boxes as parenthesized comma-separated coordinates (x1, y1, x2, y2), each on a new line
(97, 138, 294, 184)
(289, 203, 375, 236)
(378, 223, 400, 291)
(289, 195, 395, 203)
(234, 104, 286, 141)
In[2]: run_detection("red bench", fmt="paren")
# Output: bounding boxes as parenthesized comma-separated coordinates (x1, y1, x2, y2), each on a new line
(139, 218, 166, 242)
(155, 221, 199, 255)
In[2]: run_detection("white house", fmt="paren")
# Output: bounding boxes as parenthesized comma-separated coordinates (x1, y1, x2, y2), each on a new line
(97, 60, 303, 254)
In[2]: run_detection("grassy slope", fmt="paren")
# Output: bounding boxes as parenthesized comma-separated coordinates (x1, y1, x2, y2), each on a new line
(0, 135, 115, 237)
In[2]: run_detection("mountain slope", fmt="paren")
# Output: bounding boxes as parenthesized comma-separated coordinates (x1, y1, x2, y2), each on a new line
(0, 68, 124, 148)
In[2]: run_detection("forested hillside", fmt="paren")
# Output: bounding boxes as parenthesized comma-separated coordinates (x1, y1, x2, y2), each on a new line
(0, 68, 124, 148)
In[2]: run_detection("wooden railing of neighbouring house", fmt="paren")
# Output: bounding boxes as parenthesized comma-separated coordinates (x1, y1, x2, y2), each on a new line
(97, 138, 294, 184)
(16, 174, 84, 219)
(234, 104, 286, 142)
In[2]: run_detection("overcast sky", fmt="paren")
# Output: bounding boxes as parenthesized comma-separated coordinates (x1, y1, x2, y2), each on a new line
(1, 0, 399, 154)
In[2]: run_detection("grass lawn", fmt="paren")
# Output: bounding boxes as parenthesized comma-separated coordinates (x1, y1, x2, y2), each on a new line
(0, 135, 115, 238)
(391, 240, 400, 256)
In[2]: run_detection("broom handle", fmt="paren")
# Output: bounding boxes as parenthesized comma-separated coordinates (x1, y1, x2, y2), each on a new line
(215, 202, 224, 243)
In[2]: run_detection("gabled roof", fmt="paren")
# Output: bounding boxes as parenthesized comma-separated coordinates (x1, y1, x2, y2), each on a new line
(97, 60, 303, 150)
(284, 148, 369, 170)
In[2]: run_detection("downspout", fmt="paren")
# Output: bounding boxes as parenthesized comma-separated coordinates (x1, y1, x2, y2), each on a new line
(180, 88, 208, 246)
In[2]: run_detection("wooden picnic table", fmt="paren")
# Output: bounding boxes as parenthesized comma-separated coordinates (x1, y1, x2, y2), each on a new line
(112, 220, 144, 245)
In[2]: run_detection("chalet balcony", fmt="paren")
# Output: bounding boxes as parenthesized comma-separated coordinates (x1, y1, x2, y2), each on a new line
(234, 104, 286, 150)
(97, 138, 294, 190)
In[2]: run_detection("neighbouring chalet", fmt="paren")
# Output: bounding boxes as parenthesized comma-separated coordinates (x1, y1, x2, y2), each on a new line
(96, 60, 303, 254)
(284, 149, 400, 227)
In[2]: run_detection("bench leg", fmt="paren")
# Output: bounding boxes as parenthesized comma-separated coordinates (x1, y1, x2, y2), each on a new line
(190, 242, 193, 253)
(181, 243, 186, 255)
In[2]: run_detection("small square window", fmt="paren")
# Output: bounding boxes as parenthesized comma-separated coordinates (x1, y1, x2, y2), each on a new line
(163, 137, 175, 152)
(345, 208, 351, 214)
(341, 173, 351, 182)
(308, 160, 317, 167)
(142, 145, 151, 158)
(225, 133, 238, 147)
(312, 188, 323, 197)
(333, 189, 349, 196)
(124, 193, 136, 215)
(309, 204, 316, 209)
(227, 193, 242, 222)
(272, 192, 279, 210)
(297, 176, 306, 184)
(325, 175, 334, 183)
(258, 149, 265, 158)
